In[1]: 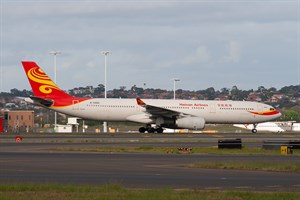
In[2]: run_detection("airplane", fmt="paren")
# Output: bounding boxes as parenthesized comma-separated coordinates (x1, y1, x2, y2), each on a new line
(22, 61, 281, 133)
(292, 123, 300, 131)
(234, 121, 300, 133)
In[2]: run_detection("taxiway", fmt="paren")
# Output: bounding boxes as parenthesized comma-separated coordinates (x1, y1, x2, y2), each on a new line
(0, 133, 299, 191)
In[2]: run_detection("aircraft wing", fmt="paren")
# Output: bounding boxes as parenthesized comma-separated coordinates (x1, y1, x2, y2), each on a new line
(136, 98, 186, 118)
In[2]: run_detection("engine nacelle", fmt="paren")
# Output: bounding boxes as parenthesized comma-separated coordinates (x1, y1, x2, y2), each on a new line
(176, 117, 205, 130)
(126, 113, 154, 124)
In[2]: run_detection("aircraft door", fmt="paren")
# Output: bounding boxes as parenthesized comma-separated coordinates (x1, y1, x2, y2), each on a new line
(209, 103, 216, 113)
(72, 100, 79, 110)
(255, 104, 264, 119)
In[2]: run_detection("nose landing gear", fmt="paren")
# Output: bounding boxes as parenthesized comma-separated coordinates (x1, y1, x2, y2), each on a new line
(252, 124, 257, 133)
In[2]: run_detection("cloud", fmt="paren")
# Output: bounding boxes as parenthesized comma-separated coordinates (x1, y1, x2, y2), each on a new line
(182, 46, 211, 65)
(0, 0, 298, 92)
(222, 41, 242, 63)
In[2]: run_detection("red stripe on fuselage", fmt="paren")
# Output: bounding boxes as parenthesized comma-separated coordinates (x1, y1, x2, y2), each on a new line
(52, 97, 90, 107)
(249, 110, 280, 116)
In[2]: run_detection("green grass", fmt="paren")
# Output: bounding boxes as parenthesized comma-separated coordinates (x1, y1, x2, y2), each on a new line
(191, 147, 300, 155)
(189, 161, 300, 172)
(49, 147, 300, 172)
(52, 146, 300, 156)
(0, 184, 299, 200)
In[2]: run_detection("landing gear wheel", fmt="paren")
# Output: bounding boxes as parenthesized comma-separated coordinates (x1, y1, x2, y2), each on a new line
(157, 127, 164, 133)
(139, 127, 146, 133)
(252, 129, 257, 133)
(147, 127, 155, 133)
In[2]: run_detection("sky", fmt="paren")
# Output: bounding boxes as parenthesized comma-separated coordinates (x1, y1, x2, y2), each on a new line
(0, 0, 299, 92)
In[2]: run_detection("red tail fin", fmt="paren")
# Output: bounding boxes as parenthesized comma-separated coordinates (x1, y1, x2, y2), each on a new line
(22, 61, 72, 99)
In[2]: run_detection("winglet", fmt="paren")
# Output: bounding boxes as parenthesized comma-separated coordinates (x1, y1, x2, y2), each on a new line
(136, 98, 146, 106)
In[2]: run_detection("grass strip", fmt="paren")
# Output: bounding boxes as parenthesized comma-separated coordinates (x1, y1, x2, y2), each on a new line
(51, 146, 300, 155)
(189, 161, 300, 172)
(49, 147, 300, 172)
(0, 184, 299, 200)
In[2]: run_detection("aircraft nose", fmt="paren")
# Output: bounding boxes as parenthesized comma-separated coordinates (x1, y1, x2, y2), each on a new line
(275, 110, 282, 118)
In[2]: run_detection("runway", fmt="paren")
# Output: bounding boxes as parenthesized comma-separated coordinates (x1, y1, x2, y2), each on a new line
(0, 133, 300, 191)
(1, 132, 300, 149)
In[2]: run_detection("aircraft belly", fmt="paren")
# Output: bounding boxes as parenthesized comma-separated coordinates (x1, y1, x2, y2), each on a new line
(58, 106, 139, 121)
(89, 109, 129, 121)
(204, 112, 256, 124)
(203, 112, 236, 124)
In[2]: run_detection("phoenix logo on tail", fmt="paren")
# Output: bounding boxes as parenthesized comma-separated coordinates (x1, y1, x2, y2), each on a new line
(22, 61, 72, 99)
(22, 61, 88, 107)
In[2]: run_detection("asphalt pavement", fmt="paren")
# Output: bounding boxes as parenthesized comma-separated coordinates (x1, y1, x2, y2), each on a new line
(0, 132, 299, 191)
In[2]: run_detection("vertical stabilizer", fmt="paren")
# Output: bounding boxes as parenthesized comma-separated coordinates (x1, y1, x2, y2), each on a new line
(22, 61, 72, 99)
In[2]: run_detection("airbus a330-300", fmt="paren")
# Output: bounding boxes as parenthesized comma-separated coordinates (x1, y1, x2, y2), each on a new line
(22, 61, 281, 133)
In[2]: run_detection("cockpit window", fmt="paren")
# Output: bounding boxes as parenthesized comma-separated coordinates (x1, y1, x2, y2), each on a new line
(270, 108, 275, 111)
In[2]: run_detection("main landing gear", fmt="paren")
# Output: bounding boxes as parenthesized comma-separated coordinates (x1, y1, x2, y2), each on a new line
(139, 125, 164, 133)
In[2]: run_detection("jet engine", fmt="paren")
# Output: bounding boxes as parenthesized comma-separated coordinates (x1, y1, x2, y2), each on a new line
(176, 117, 205, 130)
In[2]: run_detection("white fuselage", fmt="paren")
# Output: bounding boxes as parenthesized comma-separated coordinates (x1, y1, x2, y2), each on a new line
(52, 98, 280, 124)
(21, 61, 282, 131)
(292, 123, 300, 131)
(234, 121, 300, 133)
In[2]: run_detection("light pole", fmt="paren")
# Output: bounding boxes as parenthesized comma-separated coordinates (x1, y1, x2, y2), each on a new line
(172, 78, 180, 100)
(101, 51, 111, 132)
(101, 51, 111, 98)
(49, 51, 61, 132)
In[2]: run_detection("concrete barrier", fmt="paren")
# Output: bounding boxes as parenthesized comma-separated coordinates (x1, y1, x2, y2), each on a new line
(218, 138, 242, 149)
(262, 140, 300, 150)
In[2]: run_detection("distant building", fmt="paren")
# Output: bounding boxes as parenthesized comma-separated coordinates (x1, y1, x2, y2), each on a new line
(2, 110, 34, 133)
(247, 92, 262, 102)
(270, 94, 284, 103)
(214, 97, 229, 101)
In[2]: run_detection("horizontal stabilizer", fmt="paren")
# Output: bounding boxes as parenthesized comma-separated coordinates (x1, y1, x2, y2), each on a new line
(27, 96, 53, 107)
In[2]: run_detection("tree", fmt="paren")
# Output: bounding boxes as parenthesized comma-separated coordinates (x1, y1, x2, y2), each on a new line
(119, 86, 126, 91)
(94, 84, 105, 95)
(205, 87, 215, 100)
(97, 84, 105, 91)
(257, 86, 266, 93)
(268, 87, 277, 93)
(220, 88, 230, 95)
(230, 85, 240, 100)
(9, 88, 32, 97)
(283, 109, 300, 122)
(135, 87, 144, 95)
